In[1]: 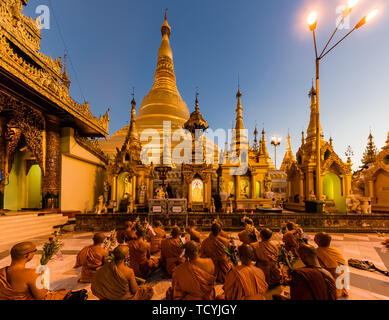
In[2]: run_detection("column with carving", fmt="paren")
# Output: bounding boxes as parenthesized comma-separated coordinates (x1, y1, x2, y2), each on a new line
(42, 115, 61, 209)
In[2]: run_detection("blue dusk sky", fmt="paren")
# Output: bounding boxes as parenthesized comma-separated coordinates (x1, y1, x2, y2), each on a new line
(23, 0, 389, 170)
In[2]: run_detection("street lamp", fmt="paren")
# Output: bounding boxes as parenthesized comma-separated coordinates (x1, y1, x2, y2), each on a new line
(307, 1, 379, 201)
(271, 136, 282, 170)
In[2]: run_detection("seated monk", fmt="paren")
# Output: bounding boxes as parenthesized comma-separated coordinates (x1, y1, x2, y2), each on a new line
(251, 228, 282, 287)
(238, 217, 259, 244)
(117, 221, 137, 244)
(282, 222, 299, 257)
(0, 242, 70, 300)
(289, 244, 337, 300)
(223, 244, 268, 300)
(74, 233, 109, 283)
(166, 241, 216, 300)
(148, 220, 166, 255)
(314, 232, 349, 298)
(200, 222, 232, 283)
(161, 227, 185, 276)
(187, 220, 201, 243)
(128, 229, 159, 278)
(91, 245, 153, 300)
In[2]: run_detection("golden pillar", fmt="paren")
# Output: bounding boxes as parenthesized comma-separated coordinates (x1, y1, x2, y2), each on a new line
(368, 180, 374, 200)
(235, 175, 240, 200)
(250, 175, 256, 199)
(299, 178, 304, 204)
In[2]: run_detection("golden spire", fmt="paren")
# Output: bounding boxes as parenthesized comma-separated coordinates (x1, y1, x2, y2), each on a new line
(137, 11, 189, 130)
(61, 53, 71, 90)
(260, 127, 275, 168)
(231, 85, 248, 156)
(235, 88, 244, 130)
(280, 132, 295, 171)
(301, 130, 305, 145)
(253, 125, 259, 152)
(306, 84, 323, 141)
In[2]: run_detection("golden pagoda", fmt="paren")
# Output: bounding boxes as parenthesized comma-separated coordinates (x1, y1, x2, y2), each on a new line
(356, 131, 389, 213)
(285, 85, 352, 213)
(100, 12, 190, 159)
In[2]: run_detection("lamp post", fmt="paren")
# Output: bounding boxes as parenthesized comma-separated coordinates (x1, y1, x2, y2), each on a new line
(307, 1, 379, 201)
(271, 136, 282, 170)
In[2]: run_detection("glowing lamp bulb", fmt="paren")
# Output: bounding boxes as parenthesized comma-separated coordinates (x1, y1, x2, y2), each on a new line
(348, 0, 359, 9)
(308, 11, 318, 30)
(366, 9, 379, 22)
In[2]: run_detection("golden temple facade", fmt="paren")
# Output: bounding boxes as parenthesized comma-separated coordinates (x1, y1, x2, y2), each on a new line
(0, 0, 109, 213)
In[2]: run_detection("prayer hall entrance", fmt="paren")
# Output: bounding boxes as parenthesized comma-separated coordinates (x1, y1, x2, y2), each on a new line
(4, 150, 42, 211)
(323, 172, 346, 213)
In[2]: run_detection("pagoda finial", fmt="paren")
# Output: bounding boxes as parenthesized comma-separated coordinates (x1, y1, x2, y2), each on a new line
(161, 8, 171, 37)
(195, 86, 199, 111)
(61, 52, 71, 89)
(130, 88, 136, 121)
(386, 131, 389, 145)
(302, 130, 305, 144)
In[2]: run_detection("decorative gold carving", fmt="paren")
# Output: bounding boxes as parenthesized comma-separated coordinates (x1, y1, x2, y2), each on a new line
(74, 131, 109, 164)
(0, 1, 109, 136)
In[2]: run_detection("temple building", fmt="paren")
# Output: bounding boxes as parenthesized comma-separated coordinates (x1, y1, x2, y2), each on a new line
(0, 0, 109, 213)
(354, 132, 389, 213)
(285, 85, 353, 213)
(100, 14, 275, 213)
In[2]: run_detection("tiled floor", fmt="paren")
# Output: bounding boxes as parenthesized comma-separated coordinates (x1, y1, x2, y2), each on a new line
(0, 231, 388, 300)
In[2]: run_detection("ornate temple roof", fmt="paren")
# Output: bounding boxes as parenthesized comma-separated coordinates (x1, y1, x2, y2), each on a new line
(184, 92, 209, 134)
(0, 0, 109, 137)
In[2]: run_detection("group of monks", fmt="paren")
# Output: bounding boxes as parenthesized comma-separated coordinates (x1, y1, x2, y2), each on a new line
(0, 219, 350, 300)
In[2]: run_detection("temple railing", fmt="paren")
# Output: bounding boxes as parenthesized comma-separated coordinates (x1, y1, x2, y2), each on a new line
(75, 212, 389, 233)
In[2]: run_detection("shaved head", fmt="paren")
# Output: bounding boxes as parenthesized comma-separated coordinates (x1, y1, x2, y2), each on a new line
(113, 245, 129, 262)
(211, 222, 221, 236)
(298, 244, 319, 266)
(314, 232, 332, 247)
(93, 233, 106, 245)
(184, 241, 199, 260)
(260, 228, 273, 241)
(10, 242, 37, 260)
(286, 222, 295, 231)
(171, 226, 181, 238)
(238, 244, 254, 265)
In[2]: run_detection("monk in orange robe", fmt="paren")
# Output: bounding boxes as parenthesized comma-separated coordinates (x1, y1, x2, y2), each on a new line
(290, 244, 337, 300)
(238, 217, 259, 244)
(314, 232, 349, 298)
(91, 245, 153, 300)
(148, 220, 166, 255)
(282, 222, 299, 257)
(166, 241, 216, 300)
(161, 227, 185, 276)
(251, 228, 282, 287)
(0, 242, 70, 300)
(223, 244, 268, 300)
(117, 221, 137, 244)
(128, 229, 159, 278)
(200, 223, 232, 283)
(211, 219, 229, 239)
(187, 220, 201, 243)
(74, 233, 109, 283)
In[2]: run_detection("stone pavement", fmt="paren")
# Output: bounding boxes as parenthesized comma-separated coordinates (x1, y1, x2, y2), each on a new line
(0, 231, 388, 300)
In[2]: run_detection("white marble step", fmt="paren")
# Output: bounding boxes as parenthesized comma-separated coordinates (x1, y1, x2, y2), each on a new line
(0, 214, 68, 246)
(0, 215, 66, 231)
